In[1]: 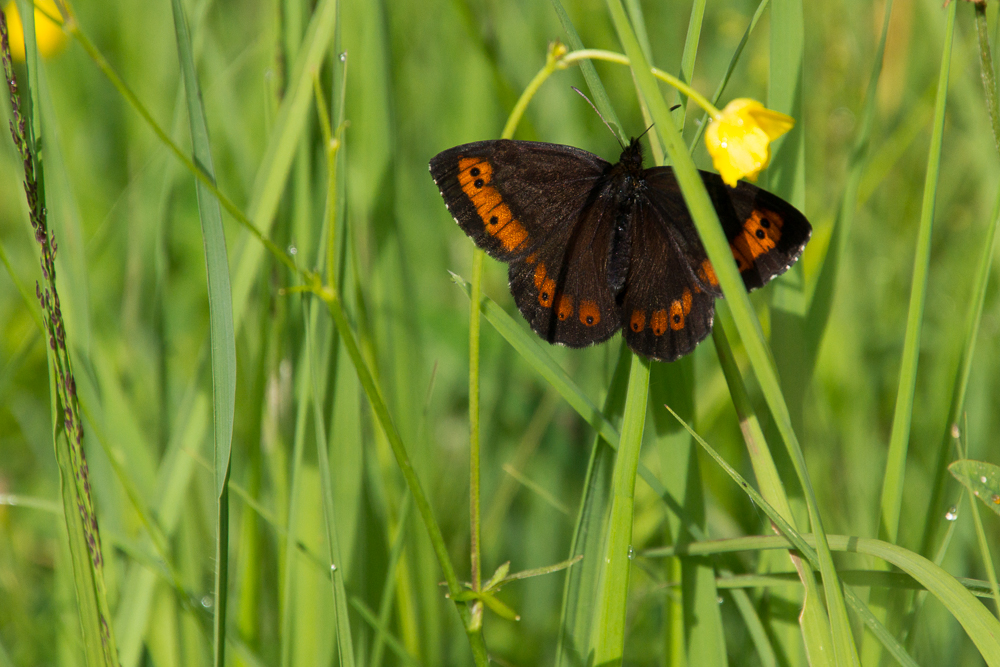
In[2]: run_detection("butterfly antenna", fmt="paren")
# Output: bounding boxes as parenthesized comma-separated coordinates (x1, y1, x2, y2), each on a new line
(571, 86, 624, 149)
(632, 105, 677, 142)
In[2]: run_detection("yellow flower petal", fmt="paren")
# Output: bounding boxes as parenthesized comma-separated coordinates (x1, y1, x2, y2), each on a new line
(4, 0, 68, 62)
(705, 98, 794, 187)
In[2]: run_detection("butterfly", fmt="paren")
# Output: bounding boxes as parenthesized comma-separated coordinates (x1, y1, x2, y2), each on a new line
(429, 138, 811, 362)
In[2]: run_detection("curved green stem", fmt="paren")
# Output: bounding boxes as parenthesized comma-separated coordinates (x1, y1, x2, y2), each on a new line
(561, 48, 721, 118)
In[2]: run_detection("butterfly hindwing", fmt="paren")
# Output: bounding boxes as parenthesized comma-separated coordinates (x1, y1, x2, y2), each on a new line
(643, 168, 812, 291)
(429, 140, 608, 262)
(620, 197, 717, 362)
(507, 191, 621, 348)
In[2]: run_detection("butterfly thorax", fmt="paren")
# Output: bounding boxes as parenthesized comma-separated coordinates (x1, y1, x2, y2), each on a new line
(605, 138, 647, 294)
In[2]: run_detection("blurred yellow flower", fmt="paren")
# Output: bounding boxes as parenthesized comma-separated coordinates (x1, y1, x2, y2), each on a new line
(4, 0, 68, 62)
(705, 98, 794, 187)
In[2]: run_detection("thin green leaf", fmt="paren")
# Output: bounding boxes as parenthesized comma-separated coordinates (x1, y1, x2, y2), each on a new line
(450, 272, 619, 446)
(497, 556, 583, 586)
(350, 597, 424, 667)
(555, 346, 628, 667)
(950, 460, 1000, 517)
(879, 0, 956, 546)
(170, 4, 237, 666)
(919, 4, 1000, 561)
(589, 356, 649, 664)
(549, 0, 625, 141)
(230, 0, 339, 329)
(655, 533, 1000, 666)
(305, 305, 356, 667)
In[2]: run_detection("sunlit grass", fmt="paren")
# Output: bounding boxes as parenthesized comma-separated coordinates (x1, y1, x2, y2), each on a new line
(1, 0, 1000, 665)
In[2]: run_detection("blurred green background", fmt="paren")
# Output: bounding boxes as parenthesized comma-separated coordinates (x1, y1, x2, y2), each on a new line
(1, 0, 999, 665)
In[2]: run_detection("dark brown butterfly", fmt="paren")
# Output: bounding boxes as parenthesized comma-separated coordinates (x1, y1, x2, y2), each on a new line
(429, 138, 811, 362)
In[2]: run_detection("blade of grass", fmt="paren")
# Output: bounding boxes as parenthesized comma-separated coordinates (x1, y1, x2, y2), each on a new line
(228, 0, 337, 328)
(5, 5, 119, 663)
(878, 0, 955, 547)
(350, 597, 424, 667)
(659, 407, 983, 667)
(451, 274, 708, 509)
(549, 0, 625, 140)
(918, 2, 1000, 563)
(648, 532, 1000, 666)
(370, 495, 413, 667)
(305, 305, 356, 667)
(555, 345, 629, 667)
(687, 0, 771, 154)
(170, 5, 237, 666)
(604, 1, 858, 663)
(727, 588, 778, 667)
(280, 326, 314, 667)
(673, 0, 705, 131)
(650, 355, 727, 667)
(712, 307, 833, 667)
(450, 273, 619, 447)
(316, 286, 489, 664)
(589, 356, 650, 664)
(805, 0, 894, 366)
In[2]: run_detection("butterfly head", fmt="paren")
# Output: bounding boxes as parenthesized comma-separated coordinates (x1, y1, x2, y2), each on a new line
(619, 137, 645, 173)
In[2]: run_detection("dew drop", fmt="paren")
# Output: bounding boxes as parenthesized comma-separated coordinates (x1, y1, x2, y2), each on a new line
(330, 563, 338, 572)
(717, 596, 724, 605)
(981, 476, 988, 484)
(627, 545, 635, 560)
(945, 506, 958, 521)
(951, 423, 961, 439)
(201, 595, 213, 608)
(339, 52, 347, 62)
(288, 244, 297, 256)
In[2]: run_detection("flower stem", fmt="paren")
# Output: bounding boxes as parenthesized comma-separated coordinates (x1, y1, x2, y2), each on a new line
(561, 49, 721, 118)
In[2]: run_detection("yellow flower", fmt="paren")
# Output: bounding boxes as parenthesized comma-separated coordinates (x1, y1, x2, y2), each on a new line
(705, 98, 794, 187)
(4, 0, 68, 62)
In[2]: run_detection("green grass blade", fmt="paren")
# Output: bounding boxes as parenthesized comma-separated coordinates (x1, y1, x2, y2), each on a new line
(549, 0, 624, 140)
(960, 471, 1000, 616)
(712, 308, 833, 666)
(605, 0, 857, 662)
(230, 0, 338, 329)
(650, 356, 727, 666)
(919, 14, 1000, 561)
(305, 306, 356, 667)
(555, 345, 629, 667)
(589, 356, 649, 664)
(450, 273, 619, 446)
(805, 0, 893, 363)
(319, 290, 489, 665)
(674, 0, 705, 130)
(727, 588, 777, 667)
(658, 411, 958, 667)
(6, 5, 119, 663)
(687, 0, 771, 154)
(170, 4, 237, 665)
(879, 0, 955, 546)
(350, 596, 424, 667)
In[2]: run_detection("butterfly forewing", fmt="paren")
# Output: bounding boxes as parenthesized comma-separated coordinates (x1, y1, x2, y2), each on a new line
(507, 191, 621, 348)
(429, 140, 608, 263)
